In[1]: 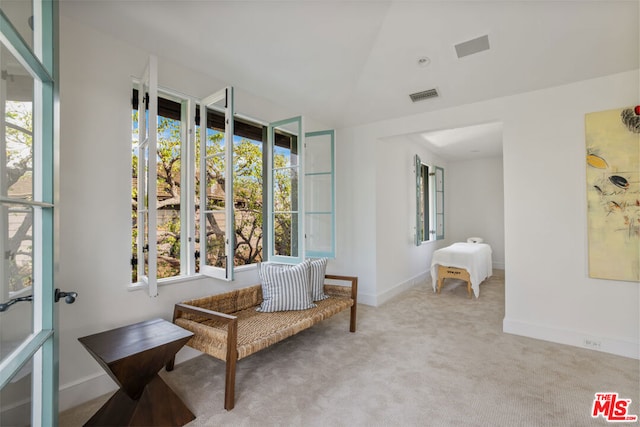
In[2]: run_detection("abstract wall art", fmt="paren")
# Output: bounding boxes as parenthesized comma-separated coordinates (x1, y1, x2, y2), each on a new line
(585, 106, 640, 282)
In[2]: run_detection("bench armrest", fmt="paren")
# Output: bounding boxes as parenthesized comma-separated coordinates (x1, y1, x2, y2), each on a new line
(172, 302, 238, 401)
(324, 274, 358, 301)
(324, 274, 358, 333)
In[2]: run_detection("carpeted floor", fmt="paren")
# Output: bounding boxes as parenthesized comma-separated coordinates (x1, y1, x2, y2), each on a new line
(60, 271, 639, 426)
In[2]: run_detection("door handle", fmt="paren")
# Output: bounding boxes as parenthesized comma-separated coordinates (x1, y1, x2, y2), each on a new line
(55, 288, 78, 304)
(0, 295, 33, 312)
(0, 289, 78, 312)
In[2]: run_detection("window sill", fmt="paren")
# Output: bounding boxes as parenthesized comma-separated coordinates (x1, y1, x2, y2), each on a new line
(127, 264, 259, 291)
(128, 273, 206, 292)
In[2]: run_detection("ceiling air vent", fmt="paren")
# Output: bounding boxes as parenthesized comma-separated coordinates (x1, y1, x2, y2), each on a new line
(455, 35, 490, 59)
(409, 88, 439, 103)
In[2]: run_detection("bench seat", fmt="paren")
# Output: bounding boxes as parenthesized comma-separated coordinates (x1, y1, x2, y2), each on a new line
(175, 288, 354, 360)
(167, 276, 357, 410)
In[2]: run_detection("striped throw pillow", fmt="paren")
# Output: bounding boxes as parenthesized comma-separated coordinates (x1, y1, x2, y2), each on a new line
(309, 258, 329, 301)
(256, 260, 316, 312)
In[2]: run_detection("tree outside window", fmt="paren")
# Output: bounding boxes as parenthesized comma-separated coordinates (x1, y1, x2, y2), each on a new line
(131, 97, 293, 282)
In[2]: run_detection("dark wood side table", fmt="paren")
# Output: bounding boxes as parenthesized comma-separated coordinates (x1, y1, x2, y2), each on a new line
(78, 318, 195, 426)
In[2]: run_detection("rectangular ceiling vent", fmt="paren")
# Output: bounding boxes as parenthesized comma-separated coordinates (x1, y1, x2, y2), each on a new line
(409, 88, 439, 103)
(455, 35, 490, 59)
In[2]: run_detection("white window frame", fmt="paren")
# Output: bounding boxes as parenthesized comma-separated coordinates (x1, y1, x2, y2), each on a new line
(130, 75, 337, 288)
(136, 55, 158, 297)
(133, 59, 200, 292)
(199, 87, 234, 280)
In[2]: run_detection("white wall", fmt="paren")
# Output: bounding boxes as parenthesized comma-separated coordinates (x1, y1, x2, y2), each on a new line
(373, 136, 448, 304)
(57, 16, 332, 410)
(447, 156, 505, 268)
(337, 70, 639, 360)
(500, 73, 639, 359)
(57, 11, 639, 413)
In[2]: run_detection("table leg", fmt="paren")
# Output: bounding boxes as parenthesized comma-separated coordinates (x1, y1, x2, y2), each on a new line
(84, 375, 194, 426)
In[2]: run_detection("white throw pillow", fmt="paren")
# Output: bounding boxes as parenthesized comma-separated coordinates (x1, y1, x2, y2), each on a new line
(256, 260, 315, 312)
(309, 258, 329, 301)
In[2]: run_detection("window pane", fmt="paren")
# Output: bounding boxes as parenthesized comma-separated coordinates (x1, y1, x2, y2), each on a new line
(207, 124, 225, 154)
(156, 116, 182, 279)
(3, 45, 34, 201)
(0, 357, 32, 426)
(131, 111, 139, 282)
(143, 210, 149, 277)
(205, 154, 225, 209)
(268, 117, 302, 262)
(233, 136, 263, 265)
(5, 204, 33, 293)
(306, 213, 332, 254)
(274, 212, 298, 257)
(420, 164, 429, 241)
(0, 203, 34, 364)
(0, 0, 34, 51)
(305, 133, 331, 174)
(203, 115, 227, 269)
(194, 125, 201, 272)
(418, 172, 425, 241)
(205, 210, 226, 268)
(304, 130, 335, 258)
(141, 142, 150, 278)
(304, 174, 331, 212)
(273, 167, 298, 213)
(273, 132, 298, 168)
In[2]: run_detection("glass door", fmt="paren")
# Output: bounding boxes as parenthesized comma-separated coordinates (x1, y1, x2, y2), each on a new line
(0, 1, 58, 426)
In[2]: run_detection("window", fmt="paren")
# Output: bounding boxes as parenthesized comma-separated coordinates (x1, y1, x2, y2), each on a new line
(415, 157, 430, 244)
(305, 130, 335, 258)
(132, 72, 336, 289)
(266, 121, 336, 263)
(132, 90, 190, 283)
(434, 165, 444, 240)
(198, 88, 269, 278)
(415, 155, 444, 244)
(267, 117, 303, 263)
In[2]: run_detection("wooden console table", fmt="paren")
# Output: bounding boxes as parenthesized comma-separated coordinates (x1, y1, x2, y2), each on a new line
(78, 318, 195, 426)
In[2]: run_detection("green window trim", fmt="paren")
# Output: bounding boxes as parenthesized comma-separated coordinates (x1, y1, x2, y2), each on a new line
(304, 130, 335, 258)
(267, 116, 304, 264)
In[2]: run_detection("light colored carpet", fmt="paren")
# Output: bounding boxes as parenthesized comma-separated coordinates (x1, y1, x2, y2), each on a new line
(60, 271, 639, 426)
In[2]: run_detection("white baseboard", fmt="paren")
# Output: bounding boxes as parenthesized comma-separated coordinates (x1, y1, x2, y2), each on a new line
(59, 371, 117, 412)
(503, 317, 639, 360)
(356, 292, 377, 306)
(59, 346, 204, 412)
(375, 271, 429, 306)
(493, 261, 505, 269)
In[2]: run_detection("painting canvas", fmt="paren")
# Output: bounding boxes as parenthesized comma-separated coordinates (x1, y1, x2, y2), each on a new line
(585, 107, 640, 282)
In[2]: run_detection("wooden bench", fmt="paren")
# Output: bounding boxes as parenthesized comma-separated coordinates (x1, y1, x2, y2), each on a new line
(166, 274, 357, 410)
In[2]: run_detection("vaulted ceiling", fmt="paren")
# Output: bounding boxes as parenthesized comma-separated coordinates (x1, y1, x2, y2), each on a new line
(60, 1, 639, 158)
